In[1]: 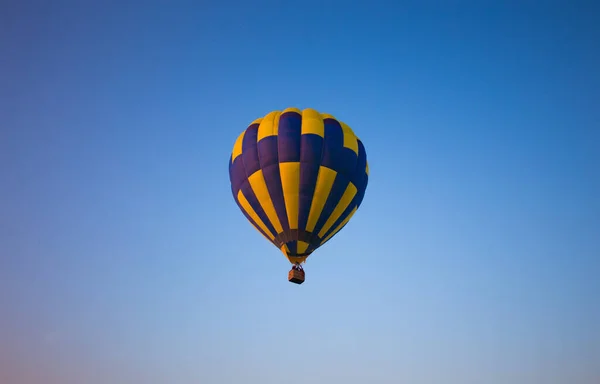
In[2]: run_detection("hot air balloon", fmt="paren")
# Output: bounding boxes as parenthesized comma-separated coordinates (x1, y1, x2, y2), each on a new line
(228, 108, 369, 284)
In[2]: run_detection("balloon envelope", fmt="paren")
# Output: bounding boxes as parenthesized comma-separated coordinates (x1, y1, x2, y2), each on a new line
(228, 107, 369, 264)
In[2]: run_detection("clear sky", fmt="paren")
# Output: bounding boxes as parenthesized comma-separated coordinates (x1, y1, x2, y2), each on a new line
(1, 1, 599, 383)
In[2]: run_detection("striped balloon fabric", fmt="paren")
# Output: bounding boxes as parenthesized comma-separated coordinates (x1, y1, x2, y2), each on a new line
(228, 107, 369, 265)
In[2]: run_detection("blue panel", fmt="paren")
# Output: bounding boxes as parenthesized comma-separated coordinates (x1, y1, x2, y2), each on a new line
(261, 162, 289, 235)
(258, 135, 278, 169)
(320, 119, 343, 171)
(305, 238, 321, 254)
(257, 135, 290, 234)
(239, 181, 278, 238)
(337, 147, 359, 179)
(320, 222, 349, 247)
(241, 125, 260, 176)
(298, 162, 320, 232)
(280, 111, 301, 120)
(355, 173, 369, 207)
(321, 119, 357, 178)
(300, 133, 323, 163)
(285, 240, 297, 255)
(319, 198, 359, 242)
(298, 134, 323, 231)
(233, 191, 276, 246)
(351, 139, 367, 186)
(278, 112, 302, 163)
(312, 173, 351, 237)
(229, 156, 247, 195)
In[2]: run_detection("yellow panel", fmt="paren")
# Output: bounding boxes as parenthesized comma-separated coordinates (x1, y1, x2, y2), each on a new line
(340, 121, 359, 155)
(297, 241, 309, 254)
(301, 108, 325, 137)
(306, 166, 337, 232)
(282, 107, 302, 115)
(366, 162, 369, 175)
(318, 182, 357, 238)
(320, 112, 335, 119)
(237, 190, 275, 241)
(280, 162, 300, 229)
(250, 117, 264, 125)
(231, 130, 245, 163)
(248, 170, 284, 234)
(287, 255, 308, 264)
(257, 111, 281, 142)
(281, 245, 311, 264)
(321, 206, 358, 244)
(302, 108, 321, 117)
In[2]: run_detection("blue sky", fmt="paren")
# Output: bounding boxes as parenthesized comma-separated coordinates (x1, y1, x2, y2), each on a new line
(1, 1, 599, 383)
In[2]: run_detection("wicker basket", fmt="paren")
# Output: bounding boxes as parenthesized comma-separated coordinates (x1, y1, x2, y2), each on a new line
(288, 268, 305, 284)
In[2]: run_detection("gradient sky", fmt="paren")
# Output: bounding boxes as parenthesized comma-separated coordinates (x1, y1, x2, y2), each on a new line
(1, 1, 599, 384)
